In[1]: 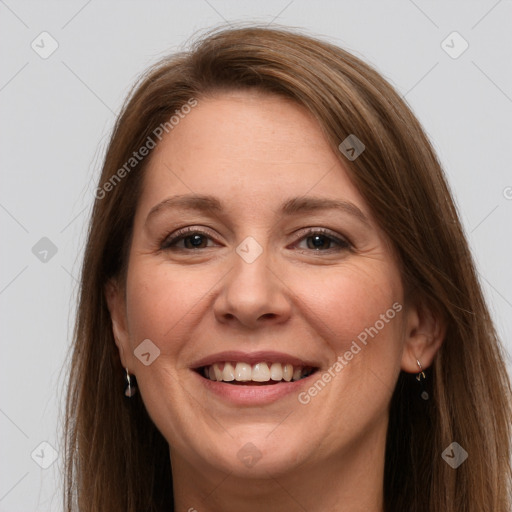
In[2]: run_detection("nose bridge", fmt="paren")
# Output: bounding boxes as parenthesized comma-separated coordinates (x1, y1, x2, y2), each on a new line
(213, 235, 290, 328)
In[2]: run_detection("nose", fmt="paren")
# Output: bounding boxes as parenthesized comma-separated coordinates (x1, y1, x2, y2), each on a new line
(213, 245, 291, 330)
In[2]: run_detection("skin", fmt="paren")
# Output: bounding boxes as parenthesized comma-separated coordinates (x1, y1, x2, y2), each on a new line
(107, 90, 444, 512)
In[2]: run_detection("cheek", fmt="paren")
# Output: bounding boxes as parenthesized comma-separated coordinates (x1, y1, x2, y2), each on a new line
(289, 264, 404, 440)
(292, 262, 404, 364)
(124, 261, 215, 352)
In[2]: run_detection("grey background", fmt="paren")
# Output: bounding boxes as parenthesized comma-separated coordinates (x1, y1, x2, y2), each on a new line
(1, 1, 511, 510)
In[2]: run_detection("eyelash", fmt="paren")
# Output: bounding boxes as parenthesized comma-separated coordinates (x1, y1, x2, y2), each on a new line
(159, 226, 352, 253)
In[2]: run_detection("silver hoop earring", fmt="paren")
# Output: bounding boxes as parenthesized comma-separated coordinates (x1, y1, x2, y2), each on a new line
(124, 368, 137, 397)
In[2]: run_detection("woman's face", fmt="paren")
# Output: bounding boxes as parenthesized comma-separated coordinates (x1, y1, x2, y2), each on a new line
(109, 90, 417, 480)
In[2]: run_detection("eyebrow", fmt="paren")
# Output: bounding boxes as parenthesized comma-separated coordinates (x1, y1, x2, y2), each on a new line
(145, 194, 370, 227)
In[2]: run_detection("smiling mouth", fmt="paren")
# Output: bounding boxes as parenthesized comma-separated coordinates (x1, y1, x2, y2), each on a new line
(196, 361, 318, 385)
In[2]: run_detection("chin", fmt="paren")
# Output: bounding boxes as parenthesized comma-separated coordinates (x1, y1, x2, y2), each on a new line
(197, 427, 313, 478)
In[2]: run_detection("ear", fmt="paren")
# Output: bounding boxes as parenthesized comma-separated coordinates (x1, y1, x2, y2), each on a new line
(105, 278, 133, 371)
(400, 297, 446, 373)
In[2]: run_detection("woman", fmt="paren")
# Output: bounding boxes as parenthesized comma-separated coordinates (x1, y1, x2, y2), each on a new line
(63, 26, 512, 511)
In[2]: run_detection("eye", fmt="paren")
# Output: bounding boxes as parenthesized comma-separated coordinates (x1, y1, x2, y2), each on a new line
(293, 228, 351, 252)
(160, 227, 218, 251)
(160, 227, 352, 253)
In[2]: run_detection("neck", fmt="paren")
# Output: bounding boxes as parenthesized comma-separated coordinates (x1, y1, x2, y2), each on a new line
(170, 423, 386, 512)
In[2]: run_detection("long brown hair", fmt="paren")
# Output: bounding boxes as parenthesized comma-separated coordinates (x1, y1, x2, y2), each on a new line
(63, 25, 512, 511)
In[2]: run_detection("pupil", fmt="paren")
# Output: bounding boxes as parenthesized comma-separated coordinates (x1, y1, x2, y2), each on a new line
(309, 235, 328, 250)
(186, 234, 205, 249)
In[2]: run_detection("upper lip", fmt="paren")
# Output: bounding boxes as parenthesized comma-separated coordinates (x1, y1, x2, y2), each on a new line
(190, 350, 321, 369)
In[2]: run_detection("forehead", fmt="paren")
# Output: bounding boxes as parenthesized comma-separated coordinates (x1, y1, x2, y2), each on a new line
(138, 90, 370, 219)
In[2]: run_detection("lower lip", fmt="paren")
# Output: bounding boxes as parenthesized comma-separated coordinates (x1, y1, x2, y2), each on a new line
(193, 371, 317, 406)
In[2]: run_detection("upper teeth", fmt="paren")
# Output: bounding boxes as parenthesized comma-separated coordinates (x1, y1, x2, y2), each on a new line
(203, 362, 313, 382)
